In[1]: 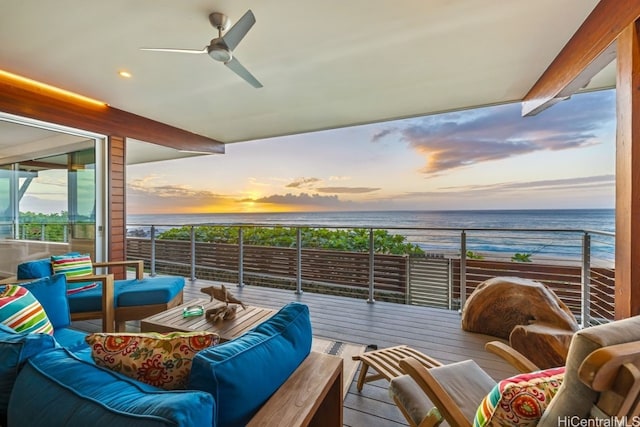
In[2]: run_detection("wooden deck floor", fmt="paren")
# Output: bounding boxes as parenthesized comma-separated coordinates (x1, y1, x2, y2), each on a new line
(74, 278, 518, 427)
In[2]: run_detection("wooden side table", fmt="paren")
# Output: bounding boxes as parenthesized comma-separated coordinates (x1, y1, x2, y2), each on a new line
(140, 298, 275, 342)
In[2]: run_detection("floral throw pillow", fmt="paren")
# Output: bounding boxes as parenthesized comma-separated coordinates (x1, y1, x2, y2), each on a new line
(474, 366, 565, 427)
(0, 285, 54, 335)
(85, 331, 219, 390)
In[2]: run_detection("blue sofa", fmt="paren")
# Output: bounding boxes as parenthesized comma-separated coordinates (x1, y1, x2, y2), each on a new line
(17, 256, 185, 332)
(0, 274, 313, 427)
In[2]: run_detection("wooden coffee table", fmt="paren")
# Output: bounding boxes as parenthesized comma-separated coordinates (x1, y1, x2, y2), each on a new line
(140, 298, 275, 342)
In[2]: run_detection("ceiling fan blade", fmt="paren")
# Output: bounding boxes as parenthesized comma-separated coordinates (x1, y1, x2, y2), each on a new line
(225, 57, 262, 88)
(221, 10, 256, 51)
(140, 47, 207, 54)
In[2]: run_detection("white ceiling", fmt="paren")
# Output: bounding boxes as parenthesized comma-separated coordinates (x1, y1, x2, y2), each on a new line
(0, 0, 613, 145)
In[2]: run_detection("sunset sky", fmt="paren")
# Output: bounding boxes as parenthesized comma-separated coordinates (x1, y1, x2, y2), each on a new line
(127, 89, 616, 214)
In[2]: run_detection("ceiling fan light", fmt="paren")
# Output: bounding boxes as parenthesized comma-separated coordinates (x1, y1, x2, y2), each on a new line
(208, 45, 232, 62)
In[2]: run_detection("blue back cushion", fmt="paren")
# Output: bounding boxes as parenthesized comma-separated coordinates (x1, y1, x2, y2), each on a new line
(0, 324, 57, 421)
(189, 302, 312, 427)
(52, 328, 88, 352)
(16, 258, 53, 280)
(8, 348, 215, 427)
(20, 274, 71, 330)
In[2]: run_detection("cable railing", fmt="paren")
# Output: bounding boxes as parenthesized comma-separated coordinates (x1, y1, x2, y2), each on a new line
(13, 222, 69, 242)
(0, 220, 614, 325)
(125, 222, 615, 326)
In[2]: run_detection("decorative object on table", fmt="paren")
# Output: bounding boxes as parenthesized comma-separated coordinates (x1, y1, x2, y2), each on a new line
(200, 284, 246, 309)
(205, 304, 239, 322)
(182, 304, 205, 318)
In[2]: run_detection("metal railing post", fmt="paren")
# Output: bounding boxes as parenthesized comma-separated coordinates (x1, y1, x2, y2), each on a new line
(367, 228, 375, 304)
(448, 258, 453, 310)
(295, 227, 303, 295)
(190, 226, 196, 282)
(40, 224, 45, 241)
(459, 230, 467, 311)
(405, 255, 411, 305)
(150, 225, 157, 277)
(63, 225, 68, 242)
(238, 227, 244, 288)
(581, 232, 591, 327)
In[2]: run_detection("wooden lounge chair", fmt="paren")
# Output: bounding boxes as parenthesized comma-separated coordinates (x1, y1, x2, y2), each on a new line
(390, 315, 640, 427)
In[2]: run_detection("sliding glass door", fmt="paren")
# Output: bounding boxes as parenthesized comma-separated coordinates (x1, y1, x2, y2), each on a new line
(0, 115, 106, 277)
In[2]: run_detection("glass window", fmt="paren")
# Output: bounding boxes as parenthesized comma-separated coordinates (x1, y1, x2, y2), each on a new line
(0, 147, 97, 276)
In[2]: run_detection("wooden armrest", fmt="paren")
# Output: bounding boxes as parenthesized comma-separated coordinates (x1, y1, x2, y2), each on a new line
(0, 276, 19, 285)
(485, 341, 539, 373)
(579, 341, 640, 390)
(399, 357, 472, 427)
(93, 260, 143, 280)
(67, 274, 115, 332)
(247, 352, 343, 426)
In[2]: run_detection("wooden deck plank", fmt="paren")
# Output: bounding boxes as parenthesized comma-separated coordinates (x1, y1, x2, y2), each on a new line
(73, 277, 520, 427)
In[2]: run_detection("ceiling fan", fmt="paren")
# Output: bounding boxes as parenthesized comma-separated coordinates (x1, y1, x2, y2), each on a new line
(140, 10, 262, 88)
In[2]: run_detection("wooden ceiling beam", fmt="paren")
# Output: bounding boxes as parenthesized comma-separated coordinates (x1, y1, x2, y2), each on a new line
(0, 78, 224, 154)
(522, 0, 640, 116)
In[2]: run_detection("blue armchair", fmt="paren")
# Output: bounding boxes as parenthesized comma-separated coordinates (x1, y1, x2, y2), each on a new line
(17, 256, 184, 332)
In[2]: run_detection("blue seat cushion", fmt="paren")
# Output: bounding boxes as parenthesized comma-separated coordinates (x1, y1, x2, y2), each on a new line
(20, 274, 71, 330)
(8, 347, 214, 427)
(189, 302, 312, 427)
(68, 276, 185, 313)
(0, 324, 57, 421)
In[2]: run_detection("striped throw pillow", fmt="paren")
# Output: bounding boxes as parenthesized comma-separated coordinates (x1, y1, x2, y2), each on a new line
(0, 285, 54, 335)
(51, 254, 93, 278)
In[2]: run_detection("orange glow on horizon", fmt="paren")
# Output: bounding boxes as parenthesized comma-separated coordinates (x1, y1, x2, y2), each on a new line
(129, 202, 329, 215)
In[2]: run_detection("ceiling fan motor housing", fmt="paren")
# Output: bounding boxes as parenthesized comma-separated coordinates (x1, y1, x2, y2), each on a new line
(209, 12, 230, 32)
(208, 41, 232, 62)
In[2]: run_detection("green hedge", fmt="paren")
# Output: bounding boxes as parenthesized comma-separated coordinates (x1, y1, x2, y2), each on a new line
(158, 226, 423, 256)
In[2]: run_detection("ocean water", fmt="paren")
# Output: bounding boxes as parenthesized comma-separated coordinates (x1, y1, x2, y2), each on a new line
(127, 209, 615, 263)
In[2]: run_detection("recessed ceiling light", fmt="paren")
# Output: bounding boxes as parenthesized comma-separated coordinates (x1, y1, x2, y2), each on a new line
(118, 70, 132, 78)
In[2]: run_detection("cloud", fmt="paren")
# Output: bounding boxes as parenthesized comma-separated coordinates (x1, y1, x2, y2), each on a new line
(443, 174, 614, 192)
(128, 177, 232, 204)
(316, 187, 380, 194)
(372, 90, 615, 175)
(371, 128, 396, 143)
(329, 176, 351, 181)
(285, 177, 322, 189)
(397, 174, 615, 199)
(250, 192, 344, 207)
(247, 177, 272, 187)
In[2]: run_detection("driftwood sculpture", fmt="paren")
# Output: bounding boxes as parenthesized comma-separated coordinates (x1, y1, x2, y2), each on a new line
(205, 304, 239, 322)
(461, 276, 579, 369)
(200, 284, 246, 323)
(200, 284, 246, 309)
